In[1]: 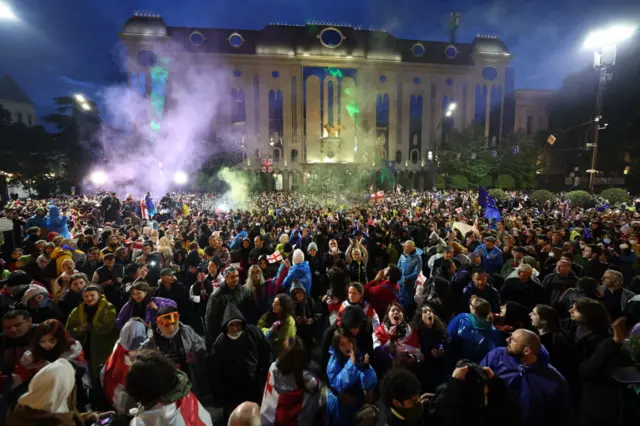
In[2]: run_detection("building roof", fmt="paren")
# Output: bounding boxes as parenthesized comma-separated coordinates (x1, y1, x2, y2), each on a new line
(121, 15, 510, 66)
(0, 74, 34, 105)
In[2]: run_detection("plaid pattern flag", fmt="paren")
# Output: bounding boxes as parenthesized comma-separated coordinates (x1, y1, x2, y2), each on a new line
(267, 251, 283, 263)
(370, 191, 384, 201)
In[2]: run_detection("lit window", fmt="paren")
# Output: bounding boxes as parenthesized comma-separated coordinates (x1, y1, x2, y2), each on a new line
(229, 33, 244, 48)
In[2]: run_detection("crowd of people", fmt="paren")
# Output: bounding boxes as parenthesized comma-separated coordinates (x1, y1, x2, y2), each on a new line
(0, 188, 639, 426)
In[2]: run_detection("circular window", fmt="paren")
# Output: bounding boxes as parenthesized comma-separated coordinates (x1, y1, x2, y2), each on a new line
(272, 71, 279, 78)
(413, 77, 421, 85)
(233, 69, 242, 77)
(412, 43, 425, 57)
(137, 50, 157, 68)
(319, 27, 344, 48)
(380, 75, 387, 83)
(190, 31, 204, 46)
(444, 45, 458, 59)
(482, 66, 498, 81)
(228, 33, 244, 48)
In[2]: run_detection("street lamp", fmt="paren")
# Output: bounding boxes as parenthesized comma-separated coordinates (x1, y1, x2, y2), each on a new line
(432, 102, 457, 187)
(73, 93, 92, 112)
(0, 2, 17, 20)
(583, 25, 636, 192)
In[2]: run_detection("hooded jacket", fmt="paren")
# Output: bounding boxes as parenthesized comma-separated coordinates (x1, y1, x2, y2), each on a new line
(280, 261, 313, 295)
(209, 303, 271, 405)
(397, 247, 424, 305)
(45, 206, 70, 239)
(205, 280, 253, 345)
(481, 346, 573, 426)
(447, 313, 505, 362)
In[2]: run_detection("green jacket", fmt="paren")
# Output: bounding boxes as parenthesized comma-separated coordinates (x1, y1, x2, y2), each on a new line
(65, 296, 117, 381)
(258, 313, 296, 357)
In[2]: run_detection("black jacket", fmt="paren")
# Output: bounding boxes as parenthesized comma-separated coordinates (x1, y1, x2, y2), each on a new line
(500, 278, 546, 311)
(209, 303, 271, 406)
(205, 282, 254, 345)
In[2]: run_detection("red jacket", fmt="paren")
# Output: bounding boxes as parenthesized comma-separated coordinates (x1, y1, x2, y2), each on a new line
(364, 279, 399, 317)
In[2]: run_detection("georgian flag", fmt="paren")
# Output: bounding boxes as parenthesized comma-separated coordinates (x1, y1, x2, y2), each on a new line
(267, 251, 283, 264)
(370, 191, 384, 201)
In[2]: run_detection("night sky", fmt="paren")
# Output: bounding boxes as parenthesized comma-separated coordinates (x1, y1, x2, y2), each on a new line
(1, 0, 639, 120)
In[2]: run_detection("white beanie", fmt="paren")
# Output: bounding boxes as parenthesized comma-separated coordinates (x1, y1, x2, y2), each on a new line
(292, 249, 305, 265)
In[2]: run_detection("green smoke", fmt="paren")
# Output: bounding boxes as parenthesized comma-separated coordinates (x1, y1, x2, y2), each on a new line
(217, 167, 251, 209)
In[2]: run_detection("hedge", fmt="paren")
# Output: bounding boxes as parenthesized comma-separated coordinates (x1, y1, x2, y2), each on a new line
(565, 190, 595, 207)
(450, 175, 469, 190)
(531, 189, 555, 205)
(495, 174, 515, 189)
(488, 189, 508, 203)
(600, 188, 629, 205)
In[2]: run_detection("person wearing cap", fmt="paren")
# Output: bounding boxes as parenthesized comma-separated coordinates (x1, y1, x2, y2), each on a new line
(500, 246, 527, 279)
(474, 236, 503, 276)
(152, 268, 192, 328)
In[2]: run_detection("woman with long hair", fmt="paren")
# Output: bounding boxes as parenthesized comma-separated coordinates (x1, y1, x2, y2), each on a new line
(13, 319, 86, 386)
(258, 294, 297, 358)
(260, 337, 320, 425)
(412, 303, 449, 392)
(530, 304, 573, 383)
(115, 281, 177, 329)
(243, 264, 278, 324)
(373, 302, 422, 375)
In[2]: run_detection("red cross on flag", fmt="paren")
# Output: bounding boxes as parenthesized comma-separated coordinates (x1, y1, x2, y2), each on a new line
(370, 190, 384, 202)
(267, 251, 283, 263)
(262, 159, 273, 173)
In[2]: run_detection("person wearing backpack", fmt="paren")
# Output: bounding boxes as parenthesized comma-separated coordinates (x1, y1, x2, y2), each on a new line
(447, 296, 504, 363)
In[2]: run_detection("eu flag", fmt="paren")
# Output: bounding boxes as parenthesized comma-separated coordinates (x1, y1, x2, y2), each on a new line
(478, 186, 502, 221)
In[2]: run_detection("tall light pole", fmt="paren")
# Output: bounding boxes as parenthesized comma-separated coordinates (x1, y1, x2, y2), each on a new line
(431, 102, 457, 188)
(583, 25, 636, 192)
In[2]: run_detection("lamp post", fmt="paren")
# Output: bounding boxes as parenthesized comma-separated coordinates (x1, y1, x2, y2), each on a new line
(431, 102, 457, 188)
(583, 25, 635, 192)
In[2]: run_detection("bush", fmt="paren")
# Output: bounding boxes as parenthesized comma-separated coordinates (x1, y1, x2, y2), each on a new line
(480, 175, 493, 189)
(565, 190, 595, 207)
(488, 189, 508, 203)
(495, 174, 515, 189)
(531, 189, 555, 205)
(600, 188, 629, 205)
(435, 175, 446, 190)
(450, 175, 469, 190)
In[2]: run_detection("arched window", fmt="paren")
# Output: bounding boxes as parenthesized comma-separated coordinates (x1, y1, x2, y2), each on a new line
(395, 150, 402, 163)
(274, 148, 281, 163)
(254, 149, 261, 159)
(411, 149, 419, 164)
(291, 149, 298, 162)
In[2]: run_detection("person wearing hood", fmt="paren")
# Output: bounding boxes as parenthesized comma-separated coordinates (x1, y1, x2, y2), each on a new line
(229, 226, 248, 251)
(44, 206, 70, 240)
(481, 329, 573, 426)
(279, 249, 313, 295)
(205, 265, 253, 346)
(398, 240, 423, 316)
(126, 349, 212, 426)
(6, 358, 113, 426)
(447, 296, 505, 362)
(65, 285, 117, 384)
(290, 280, 321, 350)
(25, 208, 47, 232)
(100, 318, 146, 414)
(209, 303, 271, 423)
(140, 306, 210, 402)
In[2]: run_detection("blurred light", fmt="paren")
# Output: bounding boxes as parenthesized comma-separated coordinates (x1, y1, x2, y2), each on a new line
(0, 3, 17, 20)
(447, 102, 457, 111)
(445, 110, 452, 117)
(428, 151, 433, 160)
(584, 25, 636, 49)
(173, 171, 188, 185)
(90, 171, 107, 185)
(80, 103, 91, 111)
(74, 93, 86, 103)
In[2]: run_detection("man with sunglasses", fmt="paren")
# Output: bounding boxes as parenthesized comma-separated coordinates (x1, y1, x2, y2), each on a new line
(140, 306, 210, 402)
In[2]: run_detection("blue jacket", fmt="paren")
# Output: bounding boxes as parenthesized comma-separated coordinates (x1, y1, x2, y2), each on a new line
(326, 347, 377, 426)
(397, 248, 423, 305)
(447, 313, 504, 362)
(45, 206, 70, 239)
(474, 244, 503, 275)
(461, 283, 501, 313)
(281, 261, 312, 295)
(229, 230, 248, 250)
(26, 212, 47, 230)
(481, 347, 573, 426)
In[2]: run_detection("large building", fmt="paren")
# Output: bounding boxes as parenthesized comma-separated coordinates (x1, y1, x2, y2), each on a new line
(0, 74, 36, 127)
(120, 13, 513, 190)
(514, 89, 554, 138)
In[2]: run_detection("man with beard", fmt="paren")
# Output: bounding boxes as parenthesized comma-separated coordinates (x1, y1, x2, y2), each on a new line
(378, 368, 425, 426)
(91, 253, 125, 310)
(209, 303, 270, 424)
(481, 329, 572, 426)
(100, 234, 121, 259)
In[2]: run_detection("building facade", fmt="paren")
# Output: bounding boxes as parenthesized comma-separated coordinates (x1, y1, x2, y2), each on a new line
(120, 14, 512, 190)
(0, 74, 36, 127)
(514, 89, 554, 138)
